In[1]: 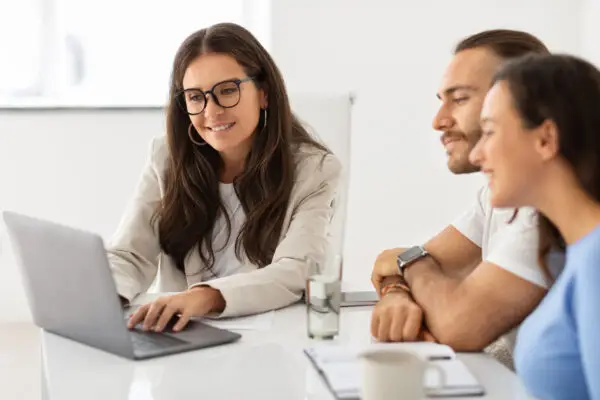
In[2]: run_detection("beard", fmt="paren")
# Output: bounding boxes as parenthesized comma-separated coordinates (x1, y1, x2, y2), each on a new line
(442, 128, 482, 175)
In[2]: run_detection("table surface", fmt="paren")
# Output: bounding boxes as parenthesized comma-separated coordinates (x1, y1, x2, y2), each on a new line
(0, 304, 532, 400)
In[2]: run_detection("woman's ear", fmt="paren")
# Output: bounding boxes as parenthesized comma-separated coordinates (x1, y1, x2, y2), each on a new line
(260, 90, 268, 109)
(535, 119, 560, 161)
(257, 82, 268, 109)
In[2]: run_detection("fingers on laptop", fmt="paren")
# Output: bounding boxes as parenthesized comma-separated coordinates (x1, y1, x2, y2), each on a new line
(173, 314, 191, 332)
(127, 303, 150, 329)
(127, 296, 191, 332)
(153, 304, 176, 332)
(143, 298, 170, 331)
(127, 299, 168, 331)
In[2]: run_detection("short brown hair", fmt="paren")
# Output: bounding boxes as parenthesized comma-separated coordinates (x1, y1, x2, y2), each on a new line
(454, 29, 550, 59)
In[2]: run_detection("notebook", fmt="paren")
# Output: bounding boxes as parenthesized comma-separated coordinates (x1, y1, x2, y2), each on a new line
(304, 342, 485, 398)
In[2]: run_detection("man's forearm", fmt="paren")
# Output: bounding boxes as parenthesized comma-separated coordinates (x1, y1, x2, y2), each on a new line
(377, 245, 469, 293)
(403, 255, 483, 350)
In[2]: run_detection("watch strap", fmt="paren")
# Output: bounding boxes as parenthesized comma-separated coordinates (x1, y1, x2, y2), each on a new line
(397, 246, 428, 276)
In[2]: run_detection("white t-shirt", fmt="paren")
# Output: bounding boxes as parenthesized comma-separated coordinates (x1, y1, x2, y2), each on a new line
(451, 185, 564, 350)
(209, 183, 245, 278)
(452, 185, 553, 288)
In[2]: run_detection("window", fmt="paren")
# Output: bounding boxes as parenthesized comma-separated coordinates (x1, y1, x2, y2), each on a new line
(0, 0, 268, 107)
(0, 0, 43, 99)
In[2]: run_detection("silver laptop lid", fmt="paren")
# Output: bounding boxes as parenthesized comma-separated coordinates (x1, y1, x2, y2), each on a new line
(2, 211, 134, 358)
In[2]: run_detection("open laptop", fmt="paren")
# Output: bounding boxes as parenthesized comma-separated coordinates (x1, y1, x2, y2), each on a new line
(2, 211, 241, 360)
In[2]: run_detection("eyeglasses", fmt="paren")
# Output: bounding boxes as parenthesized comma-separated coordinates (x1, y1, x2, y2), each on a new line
(176, 76, 256, 115)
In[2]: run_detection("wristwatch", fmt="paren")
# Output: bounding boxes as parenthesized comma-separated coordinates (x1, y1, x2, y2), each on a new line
(396, 245, 428, 276)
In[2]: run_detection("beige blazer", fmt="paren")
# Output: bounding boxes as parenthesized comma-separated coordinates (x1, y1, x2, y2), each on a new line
(107, 136, 342, 317)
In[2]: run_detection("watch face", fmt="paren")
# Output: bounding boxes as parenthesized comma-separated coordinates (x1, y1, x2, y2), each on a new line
(399, 246, 424, 263)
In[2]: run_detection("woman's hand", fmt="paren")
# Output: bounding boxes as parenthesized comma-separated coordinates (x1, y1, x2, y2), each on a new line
(127, 287, 226, 332)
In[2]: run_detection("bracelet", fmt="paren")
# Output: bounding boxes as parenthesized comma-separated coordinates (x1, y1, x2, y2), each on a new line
(381, 282, 411, 296)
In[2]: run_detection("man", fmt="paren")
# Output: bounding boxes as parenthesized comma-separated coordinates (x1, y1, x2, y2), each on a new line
(370, 30, 563, 354)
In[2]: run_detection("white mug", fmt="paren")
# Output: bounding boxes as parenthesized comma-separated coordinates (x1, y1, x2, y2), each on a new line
(358, 348, 446, 400)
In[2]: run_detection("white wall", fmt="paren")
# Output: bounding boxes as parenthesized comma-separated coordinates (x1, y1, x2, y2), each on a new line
(0, 110, 165, 321)
(269, 0, 582, 284)
(0, 0, 587, 321)
(581, 0, 600, 67)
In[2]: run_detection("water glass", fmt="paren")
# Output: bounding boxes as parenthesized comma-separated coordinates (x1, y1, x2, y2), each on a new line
(306, 255, 342, 340)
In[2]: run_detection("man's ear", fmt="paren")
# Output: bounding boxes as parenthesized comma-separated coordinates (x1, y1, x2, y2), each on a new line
(535, 119, 560, 161)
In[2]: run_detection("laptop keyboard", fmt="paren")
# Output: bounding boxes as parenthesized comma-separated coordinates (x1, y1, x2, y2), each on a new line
(130, 329, 189, 352)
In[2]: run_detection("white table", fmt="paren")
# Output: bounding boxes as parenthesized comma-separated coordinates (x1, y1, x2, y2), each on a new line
(1, 304, 532, 399)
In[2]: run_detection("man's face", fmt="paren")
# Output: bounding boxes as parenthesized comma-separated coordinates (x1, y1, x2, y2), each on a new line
(433, 47, 502, 174)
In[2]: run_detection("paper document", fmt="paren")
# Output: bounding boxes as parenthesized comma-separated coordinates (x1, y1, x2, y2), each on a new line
(304, 343, 485, 399)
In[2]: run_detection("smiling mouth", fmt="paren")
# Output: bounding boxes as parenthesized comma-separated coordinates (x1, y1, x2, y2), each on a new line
(444, 139, 461, 148)
(441, 135, 463, 146)
(207, 122, 235, 132)
(443, 139, 463, 155)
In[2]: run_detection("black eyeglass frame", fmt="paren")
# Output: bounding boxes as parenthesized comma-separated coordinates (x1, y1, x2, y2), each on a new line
(176, 76, 257, 115)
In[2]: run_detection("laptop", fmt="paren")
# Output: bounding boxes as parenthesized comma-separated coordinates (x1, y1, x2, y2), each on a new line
(2, 211, 241, 360)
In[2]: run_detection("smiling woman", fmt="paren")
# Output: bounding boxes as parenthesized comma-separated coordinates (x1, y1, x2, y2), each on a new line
(106, 22, 342, 333)
(470, 53, 600, 400)
(178, 54, 265, 171)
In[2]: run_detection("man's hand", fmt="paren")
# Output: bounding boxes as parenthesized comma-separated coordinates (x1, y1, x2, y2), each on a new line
(127, 287, 225, 332)
(371, 248, 405, 294)
(370, 289, 437, 343)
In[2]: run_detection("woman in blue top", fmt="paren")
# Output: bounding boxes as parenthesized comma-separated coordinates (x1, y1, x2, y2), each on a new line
(469, 53, 600, 400)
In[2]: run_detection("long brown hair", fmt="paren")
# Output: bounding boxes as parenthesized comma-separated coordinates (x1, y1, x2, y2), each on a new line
(493, 54, 600, 281)
(155, 23, 329, 276)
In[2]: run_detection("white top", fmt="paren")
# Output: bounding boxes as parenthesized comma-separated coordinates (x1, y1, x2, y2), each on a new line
(452, 185, 560, 288)
(452, 185, 565, 351)
(209, 183, 245, 278)
(106, 137, 342, 317)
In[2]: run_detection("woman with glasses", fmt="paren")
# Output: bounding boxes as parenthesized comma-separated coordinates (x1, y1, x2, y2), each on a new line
(107, 22, 341, 332)
(470, 54, 600, 400)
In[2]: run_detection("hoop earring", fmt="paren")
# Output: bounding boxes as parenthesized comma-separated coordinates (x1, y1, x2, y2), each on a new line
(262, 108, 268, 130)
(188, 123, 206, 146)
